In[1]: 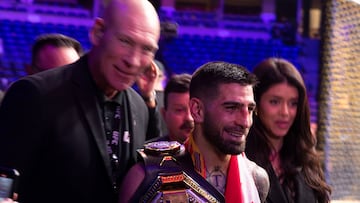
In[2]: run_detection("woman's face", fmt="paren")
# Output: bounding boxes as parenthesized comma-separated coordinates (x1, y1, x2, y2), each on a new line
(258, 82, 298, 139)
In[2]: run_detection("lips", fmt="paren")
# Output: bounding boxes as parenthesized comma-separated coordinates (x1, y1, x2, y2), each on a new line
(226, 126, 246, 136)
(275, 121, 290, 129)
(182, 127, 193, 133)
(113, 65, 137, 77)
(226, 129, 246, 144)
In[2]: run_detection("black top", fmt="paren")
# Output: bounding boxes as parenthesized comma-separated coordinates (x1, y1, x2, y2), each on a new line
(264, 165, 318, 203)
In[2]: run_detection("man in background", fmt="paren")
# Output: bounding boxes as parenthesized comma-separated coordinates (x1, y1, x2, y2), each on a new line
(149, 73, 194, 143)
(25, 33, 83, 74)
(0, 34, 83, 106)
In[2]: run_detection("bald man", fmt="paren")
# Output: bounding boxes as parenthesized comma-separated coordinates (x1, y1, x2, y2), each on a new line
(0, 1, 161, 203)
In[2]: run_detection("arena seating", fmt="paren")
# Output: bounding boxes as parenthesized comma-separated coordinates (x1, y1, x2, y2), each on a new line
(0, 19, 91, 83)
(0, 17, 300, 82)
(0, 2, 317, 123)
(161, 34, 300, 74)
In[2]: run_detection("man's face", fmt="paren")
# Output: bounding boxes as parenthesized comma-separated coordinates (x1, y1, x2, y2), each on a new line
(35, 45, 80, 72)
(202, 83, 255, 155)
(162, 92, 194, 143)
(92, 6, 160, 92)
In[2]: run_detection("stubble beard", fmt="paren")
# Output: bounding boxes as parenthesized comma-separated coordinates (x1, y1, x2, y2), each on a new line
(203, 113, 246, 155)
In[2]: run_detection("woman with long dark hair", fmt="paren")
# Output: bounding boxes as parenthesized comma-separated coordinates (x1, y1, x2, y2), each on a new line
(246, 58, 331, 203)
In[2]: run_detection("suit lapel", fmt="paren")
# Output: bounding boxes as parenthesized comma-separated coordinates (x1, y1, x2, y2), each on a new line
(126, 89, 147, 161)
(71, 55, 112, 183)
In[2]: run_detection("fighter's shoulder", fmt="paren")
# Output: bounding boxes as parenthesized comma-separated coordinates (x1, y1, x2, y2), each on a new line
(245, 156, 270, 202)
(246, 158, 268, 181)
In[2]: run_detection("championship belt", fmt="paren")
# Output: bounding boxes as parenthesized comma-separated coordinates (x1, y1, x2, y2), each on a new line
(136, 141, 224, 203)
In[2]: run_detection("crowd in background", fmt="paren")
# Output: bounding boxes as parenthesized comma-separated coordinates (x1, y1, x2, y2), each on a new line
(0, 0, 331, 203)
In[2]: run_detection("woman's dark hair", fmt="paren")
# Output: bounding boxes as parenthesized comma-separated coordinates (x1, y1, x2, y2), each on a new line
(246, 57, 331, 202)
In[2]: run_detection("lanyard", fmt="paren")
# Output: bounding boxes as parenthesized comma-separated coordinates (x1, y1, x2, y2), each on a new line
(103, 92, 131, 191)
(109, 104, 121, 172)
(103, 101, 122, 191)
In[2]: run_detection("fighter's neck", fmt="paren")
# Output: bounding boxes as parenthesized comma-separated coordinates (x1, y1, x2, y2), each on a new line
(193, 131, 231, 172)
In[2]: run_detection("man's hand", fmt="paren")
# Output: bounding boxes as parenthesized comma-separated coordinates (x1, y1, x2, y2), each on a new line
(137, 61, 159, 107)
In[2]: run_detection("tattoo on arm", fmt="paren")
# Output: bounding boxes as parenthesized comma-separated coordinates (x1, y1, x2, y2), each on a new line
(253, 166, 270, 203)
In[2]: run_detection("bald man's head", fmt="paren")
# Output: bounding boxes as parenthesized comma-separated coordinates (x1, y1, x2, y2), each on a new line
(88, 0, 161, 94)
(103, 0, 160, 35)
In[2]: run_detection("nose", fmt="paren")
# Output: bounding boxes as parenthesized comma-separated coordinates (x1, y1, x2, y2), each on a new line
(235, 108, 252, 129)
(186, 108, 194, 122)
(280, 103, 289, 116)
(124, 48, 142, 68)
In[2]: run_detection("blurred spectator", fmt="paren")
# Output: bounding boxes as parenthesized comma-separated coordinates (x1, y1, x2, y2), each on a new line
(149, 73, 193, 143)
(153, 59, 168, 91)
(25, 33, 83, 75)
(1, 34, 82, 105)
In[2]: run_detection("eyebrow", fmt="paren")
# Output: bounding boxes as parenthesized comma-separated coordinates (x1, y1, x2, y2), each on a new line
(222, 101, 256, 107)
(116, 33, 158, 51)
(268, 95, 298, 100)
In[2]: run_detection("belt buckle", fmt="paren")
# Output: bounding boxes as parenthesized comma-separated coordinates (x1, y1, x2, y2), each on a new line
(141, 172, 221, 203)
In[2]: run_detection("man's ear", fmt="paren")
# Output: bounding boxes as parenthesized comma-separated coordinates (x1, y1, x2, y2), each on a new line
(89, 18, 105, 45)
(189, 98, 204, 123)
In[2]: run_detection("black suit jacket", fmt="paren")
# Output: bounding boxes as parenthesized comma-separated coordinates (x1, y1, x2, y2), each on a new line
(0, 55, 157, 203)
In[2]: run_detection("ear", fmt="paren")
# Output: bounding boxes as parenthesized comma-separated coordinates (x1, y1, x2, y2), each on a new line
(189, 98, 204, 123)
(89, 18, 105, 46)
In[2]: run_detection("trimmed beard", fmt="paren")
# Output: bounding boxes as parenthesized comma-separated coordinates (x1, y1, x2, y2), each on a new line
(202, 110, 246, 155)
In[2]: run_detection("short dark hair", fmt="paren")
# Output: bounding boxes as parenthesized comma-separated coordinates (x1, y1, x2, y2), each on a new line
(31, 33, 83, 70)
(190, 61, 258, 100)
(164, 73, 191, 109)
